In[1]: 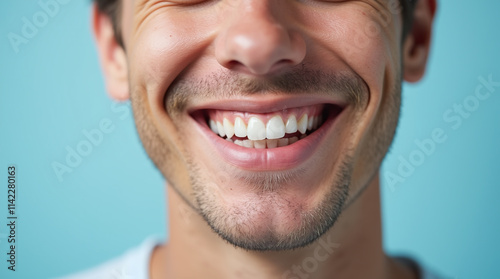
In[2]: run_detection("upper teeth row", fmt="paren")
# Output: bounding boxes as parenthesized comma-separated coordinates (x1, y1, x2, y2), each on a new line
(209, 114, 323, 140)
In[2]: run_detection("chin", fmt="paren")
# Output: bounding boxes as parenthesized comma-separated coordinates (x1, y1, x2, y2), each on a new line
(187, 152, 353, 251)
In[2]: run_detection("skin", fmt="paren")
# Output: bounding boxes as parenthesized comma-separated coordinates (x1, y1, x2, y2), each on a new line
(93, 0, 437, 278)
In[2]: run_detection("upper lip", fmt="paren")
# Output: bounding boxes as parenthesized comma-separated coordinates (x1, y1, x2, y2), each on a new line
(186, 95, 348, 114)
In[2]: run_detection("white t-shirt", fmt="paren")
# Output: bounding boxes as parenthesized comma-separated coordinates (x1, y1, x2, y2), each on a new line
(60, 237, 443, 279)
(59, 237, 161, 279)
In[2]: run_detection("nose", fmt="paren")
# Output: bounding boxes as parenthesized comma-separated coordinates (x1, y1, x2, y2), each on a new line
(215, 1, 306, 75)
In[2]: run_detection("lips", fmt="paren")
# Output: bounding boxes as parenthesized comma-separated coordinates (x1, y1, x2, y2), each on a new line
(188, 97, 345, 171)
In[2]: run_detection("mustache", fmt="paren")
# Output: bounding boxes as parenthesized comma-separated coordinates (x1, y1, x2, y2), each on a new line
(165, 65, 368, 114)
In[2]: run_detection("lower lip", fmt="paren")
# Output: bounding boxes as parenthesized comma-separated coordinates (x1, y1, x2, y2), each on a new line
(191, 108, 341, 171)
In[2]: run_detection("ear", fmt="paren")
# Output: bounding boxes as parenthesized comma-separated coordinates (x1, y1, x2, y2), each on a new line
(92, 4, 129, 101)
(402, 0, 437, 83)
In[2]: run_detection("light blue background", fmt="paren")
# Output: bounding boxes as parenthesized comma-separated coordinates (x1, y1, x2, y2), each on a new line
(0, 1, 499, 278)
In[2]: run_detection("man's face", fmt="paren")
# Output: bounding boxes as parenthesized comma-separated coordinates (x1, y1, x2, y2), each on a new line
(120, 0, 404, 250)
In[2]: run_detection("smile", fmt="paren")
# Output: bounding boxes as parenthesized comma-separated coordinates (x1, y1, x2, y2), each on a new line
(207, 103, 325, 148)
(189, 97, 345, 171)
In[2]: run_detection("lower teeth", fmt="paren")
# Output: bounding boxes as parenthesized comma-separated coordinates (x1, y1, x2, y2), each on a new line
(226, 135, 306, 149)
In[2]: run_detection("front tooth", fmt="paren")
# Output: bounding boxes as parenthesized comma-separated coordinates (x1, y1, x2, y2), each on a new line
(266, 115, 285, 139)
(313, 116, 319, 130)
(307, 116, 314, 131)
(223, 118, 234, 139)
(247, 117, 266, 140)
(297, 114, 308, 134)
(234, 117, 247, 137)
(285, 115, 298, 134)
(216, 121, 225, 137)
(243, 140, 254, 148)
(267, 139, 278, 148)
(209, 120, 218, 134)
(278, 138, 289, 147)
(289, 137, 299, 144)
(234, 140, 244, 147)
(254, 140, 266, 149)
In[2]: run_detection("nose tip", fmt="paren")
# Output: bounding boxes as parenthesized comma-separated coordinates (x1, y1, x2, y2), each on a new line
(215, 7, 306, 76)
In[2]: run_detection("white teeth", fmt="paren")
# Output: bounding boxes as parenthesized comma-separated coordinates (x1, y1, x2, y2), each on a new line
(223, 118, 234, 139)
(216, 121, 225, 137)
(254, 140, 266, 149)
(307, 116, 314, 131)
(313, 116, 319, 130)
(242, 137, 300, 149)
(210, 110, 325, 143)
(234, 139, 244, 147)
(277, 138, 289, 147)
(247, 117, 266, 140)
(297, 114, 308, 134)
(233, 137, 302, 149)
(234, 117, 247, 138)
(243, 140, 254, 148)
(267, 139, 278, 148)
(209, 120, 218, 134)
(285, 115, 297, 134)
(226, 138, 233, 143)
(266, 116, 285, 139)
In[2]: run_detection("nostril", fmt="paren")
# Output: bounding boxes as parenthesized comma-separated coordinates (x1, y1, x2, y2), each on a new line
(275, 59, 294, 67)
(227, 60, 244, 70)
(226, 60, 265, 75)
(226, 60, 277, 76)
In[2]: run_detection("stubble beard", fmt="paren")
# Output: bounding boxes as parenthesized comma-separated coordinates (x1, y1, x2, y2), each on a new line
(188, 155, 353, 251)
(130, 65, 401, 251)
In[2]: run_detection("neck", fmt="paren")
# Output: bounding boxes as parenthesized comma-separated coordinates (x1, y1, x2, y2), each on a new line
(150, 173, 417, 279)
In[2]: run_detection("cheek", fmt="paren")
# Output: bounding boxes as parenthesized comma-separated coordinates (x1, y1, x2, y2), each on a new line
(297, 5, 400, 97)
(122, 10, 221, 191)
(127, 12, 218, 107)
(303, 6, 401, 127)
(296, 6, 402, 181)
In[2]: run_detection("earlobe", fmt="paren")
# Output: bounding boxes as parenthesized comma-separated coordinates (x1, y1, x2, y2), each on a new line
(402, 0, 437, 83)
(92, 4, 129, 101)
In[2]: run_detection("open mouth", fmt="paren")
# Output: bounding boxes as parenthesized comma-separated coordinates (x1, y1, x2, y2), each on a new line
(203, 104, 333, 148)
(188, 100, 344, 170)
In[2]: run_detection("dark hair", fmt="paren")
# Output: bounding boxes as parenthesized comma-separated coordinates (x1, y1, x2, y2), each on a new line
(94, 0, 123, 46)
(94, 0, 416, 47)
